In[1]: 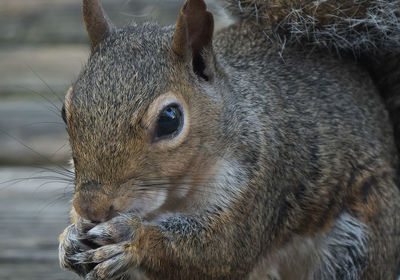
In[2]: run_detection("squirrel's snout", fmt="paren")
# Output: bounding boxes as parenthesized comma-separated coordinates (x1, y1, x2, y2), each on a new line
(73, 186, 117, 222)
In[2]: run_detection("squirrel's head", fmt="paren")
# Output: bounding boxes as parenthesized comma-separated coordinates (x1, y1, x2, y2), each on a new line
(64, 0, 239, 222)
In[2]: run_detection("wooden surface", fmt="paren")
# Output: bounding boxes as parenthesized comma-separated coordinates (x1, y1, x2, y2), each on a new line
(0, 168, 79, 279)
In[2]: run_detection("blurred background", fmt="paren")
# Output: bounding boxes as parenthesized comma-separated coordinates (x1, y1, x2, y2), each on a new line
(0, 1, 231, 279)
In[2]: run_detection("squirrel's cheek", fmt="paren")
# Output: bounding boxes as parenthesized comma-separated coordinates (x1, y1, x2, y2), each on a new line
(113, 190, 168, 219)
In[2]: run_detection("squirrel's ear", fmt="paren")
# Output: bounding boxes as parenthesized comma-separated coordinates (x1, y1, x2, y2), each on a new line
(172, 0, 215, 81)
(82, 0, 115, 51)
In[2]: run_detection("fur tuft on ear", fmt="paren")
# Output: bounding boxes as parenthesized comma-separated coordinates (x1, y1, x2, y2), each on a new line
(172, 0, 215, 81)
(83, 0, 115, 51)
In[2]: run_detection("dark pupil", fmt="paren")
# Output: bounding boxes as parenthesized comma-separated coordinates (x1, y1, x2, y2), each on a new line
(156, 105, 182, 138)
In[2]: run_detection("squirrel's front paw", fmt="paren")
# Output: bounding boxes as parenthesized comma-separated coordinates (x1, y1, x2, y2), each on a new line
(59, 223, 95, 277)
(74, 214, 142, 280)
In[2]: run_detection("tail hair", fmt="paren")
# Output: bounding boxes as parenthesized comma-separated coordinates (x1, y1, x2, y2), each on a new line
(220, 0, 400, 55)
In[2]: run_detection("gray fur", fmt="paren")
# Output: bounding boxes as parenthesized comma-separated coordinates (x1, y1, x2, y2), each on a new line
(59, 0, 400, 279)
(219, 0, 400, 54)
(316, 213, 368, 280)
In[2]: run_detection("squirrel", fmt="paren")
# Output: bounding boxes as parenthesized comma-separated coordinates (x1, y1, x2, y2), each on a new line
(58, 0, 400, 279)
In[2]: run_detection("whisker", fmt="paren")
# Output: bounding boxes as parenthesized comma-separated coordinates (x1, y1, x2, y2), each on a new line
(36, 192, 73, 215)
(127, 174, 215, 183)
(0, 128, 73, 176)
(129, 182, 222, 196)
(33, 180, 72, 193)
(27, 65, 64, 104)
(0, 176, 73, 191)
(17, 85, 62, 117)
(50, 143, 70, 160)
(38, 166, 74, 177)
(18, 122, 65, 129)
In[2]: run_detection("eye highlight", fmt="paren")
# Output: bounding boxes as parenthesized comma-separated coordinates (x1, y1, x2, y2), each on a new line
(156, 104, 183, 139)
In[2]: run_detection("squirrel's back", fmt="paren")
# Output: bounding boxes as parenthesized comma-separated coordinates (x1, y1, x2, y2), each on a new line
(214, 20, 400, 278)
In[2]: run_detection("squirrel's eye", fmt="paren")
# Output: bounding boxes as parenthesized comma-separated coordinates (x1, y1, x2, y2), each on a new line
(156, 104, 183, 139)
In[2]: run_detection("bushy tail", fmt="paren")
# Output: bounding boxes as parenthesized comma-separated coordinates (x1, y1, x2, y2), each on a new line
(220, 0, 400, 53)
(220, 0, 400, 155)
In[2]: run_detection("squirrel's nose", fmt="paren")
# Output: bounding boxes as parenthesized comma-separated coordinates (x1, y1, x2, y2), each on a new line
(73, 184, 117, 222)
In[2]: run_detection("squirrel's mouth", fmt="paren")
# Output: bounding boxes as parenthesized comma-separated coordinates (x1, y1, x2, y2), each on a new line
(72, 155, 242, 223)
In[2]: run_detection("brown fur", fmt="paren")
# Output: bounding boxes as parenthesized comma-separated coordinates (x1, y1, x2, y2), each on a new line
(83, 0, 114, 50)
(59, 0, 400, 279)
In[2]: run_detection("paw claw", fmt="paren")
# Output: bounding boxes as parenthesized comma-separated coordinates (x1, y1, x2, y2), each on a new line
(60, 213, 141, 279)
(71, 243, 126, 265)
(85, 248, 136, 280)
(59, 224, 94, 276)
(85, 214, 142, 246)
(76, 217, 97, 235)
